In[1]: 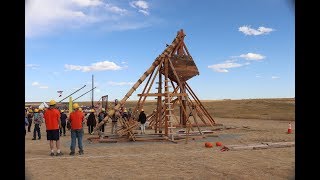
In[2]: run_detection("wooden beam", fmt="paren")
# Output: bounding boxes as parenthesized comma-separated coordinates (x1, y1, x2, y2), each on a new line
(138, 93, 187, 97)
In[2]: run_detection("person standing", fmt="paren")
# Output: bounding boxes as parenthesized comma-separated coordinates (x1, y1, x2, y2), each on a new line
(122, 108, 129, 121)
(138, 109, 147, 134)
(128, 108, 133, 120)
(32, 109, 43, 140)
(44, 100, 63, 156)
(25, 110, 29, 136)
(59, 110, 68, 136)
(111, 110, 119, 134)
(87, 109, 96, 135)
(27, 109, 33, 132)
(68, 103, 85, 155)
(98, 108, 107, 133)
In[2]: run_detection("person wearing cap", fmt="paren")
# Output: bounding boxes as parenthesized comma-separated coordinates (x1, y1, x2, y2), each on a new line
(32, 109, 43, 140)
(111, 110, 120, 134)
(98, 108, 107, 133)
(44, 100, 63, 156)
(122, 108, 129, 121)
(138, 109, 147, 134)
(128, 108, 133, 120)
(27, 109, 34, 132)
(68, 103, 85, 155)
(86, 109, 97, 135)
(59, 110, 68, 136)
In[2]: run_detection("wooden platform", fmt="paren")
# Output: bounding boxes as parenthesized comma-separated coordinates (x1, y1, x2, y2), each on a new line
(225, 141, 295, 151)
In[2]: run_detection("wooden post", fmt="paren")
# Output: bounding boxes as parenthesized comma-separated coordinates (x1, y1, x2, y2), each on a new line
(157, 68, 162, 133)
(180, 82, 187, 127)
(164, 58, 169, 136)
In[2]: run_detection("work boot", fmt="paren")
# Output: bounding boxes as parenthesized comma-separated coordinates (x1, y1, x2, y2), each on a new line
(32, 138, 36, 140)
(56, 152, 63, 156)
(69, 151, 75, 156)
(79, 150, 84, 155)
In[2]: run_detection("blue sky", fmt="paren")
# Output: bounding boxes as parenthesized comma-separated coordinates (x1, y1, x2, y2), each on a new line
(25, 0, 295, 102)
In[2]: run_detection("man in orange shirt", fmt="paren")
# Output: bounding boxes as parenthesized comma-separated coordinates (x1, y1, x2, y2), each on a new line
(69, 103, 85, 155)
(44, 100, 63, 156)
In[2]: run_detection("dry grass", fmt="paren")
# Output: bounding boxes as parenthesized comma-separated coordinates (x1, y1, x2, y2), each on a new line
(27, 98, 294, 121)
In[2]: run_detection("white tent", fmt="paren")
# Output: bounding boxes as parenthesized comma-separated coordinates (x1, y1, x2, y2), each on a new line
(39, 102, 49, 109)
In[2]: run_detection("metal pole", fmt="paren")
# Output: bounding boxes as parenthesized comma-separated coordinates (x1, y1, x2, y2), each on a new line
(58, 85, 86, 103)
(92, 74, 94, 108)
(73, 87, 97, 102)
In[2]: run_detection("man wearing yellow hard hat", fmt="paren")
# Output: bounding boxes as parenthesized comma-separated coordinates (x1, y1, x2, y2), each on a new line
(44, 100, 63, 156)
(68, 103, 85, 155)
(32, 109, 43, 140)
(86, 109, 96, 135)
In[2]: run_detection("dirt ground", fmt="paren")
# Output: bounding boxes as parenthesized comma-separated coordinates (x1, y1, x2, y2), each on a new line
(25, 117, 295, 180)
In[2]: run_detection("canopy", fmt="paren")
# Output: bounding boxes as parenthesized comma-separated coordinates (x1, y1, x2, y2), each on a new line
(39, 102, 49, 109)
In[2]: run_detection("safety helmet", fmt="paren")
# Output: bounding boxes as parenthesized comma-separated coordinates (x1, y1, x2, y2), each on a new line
(90, 109, 95, 112)
(101, 108, 105, 112)
(34, 109, 39, 113)
(79, 108, 82, 112)
(73, 103, 79, 109)
(60, 110, 64, 113)
(39, 108, 43, 111)
(49, 100, 56, 106)
(28, 109, 33, 113)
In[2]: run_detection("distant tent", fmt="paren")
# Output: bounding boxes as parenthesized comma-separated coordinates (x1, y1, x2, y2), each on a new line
(39, 102, 49, 109)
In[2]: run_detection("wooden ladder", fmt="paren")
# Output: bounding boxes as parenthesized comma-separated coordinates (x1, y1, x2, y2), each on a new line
(165, 81, 175, 141)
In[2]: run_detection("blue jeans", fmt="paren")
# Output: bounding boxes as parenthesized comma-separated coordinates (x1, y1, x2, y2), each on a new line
(70, 129, 84, 152)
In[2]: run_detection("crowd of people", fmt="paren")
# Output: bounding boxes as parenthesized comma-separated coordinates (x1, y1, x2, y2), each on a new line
(25, 99, 147, 156)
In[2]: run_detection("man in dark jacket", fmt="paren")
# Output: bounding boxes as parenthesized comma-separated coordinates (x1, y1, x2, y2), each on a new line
(87, 109, 96, 135)
(60, 110, 68, 136)
(138, 109, 147, 134)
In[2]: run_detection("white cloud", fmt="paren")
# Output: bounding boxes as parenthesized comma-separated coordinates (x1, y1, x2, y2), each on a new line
(26, 64, 40, 70)
(31, 81, 48, 88)
(139, 9, 149, 16)
(102, 21, 151, 32)
(239, 53, 265, 61)
(26, 0, 95, 37)
(32, 82, 40, 86)
(26, 64, 39, 68)
(26, 0, 152, 38)
(271, 76, 280, 79)
(239, 25, 274, 36)
(130, 1, 149, 9)
(65, 60, 123, 72)
(130, 1, 150, 15)
(108, 81, 135, 86)
(71, 0, 103, 7)
(208, 61, 244, 73)
(105, 3, 128, 15)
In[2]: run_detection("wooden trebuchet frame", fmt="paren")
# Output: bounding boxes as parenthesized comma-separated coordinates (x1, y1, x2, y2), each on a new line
(93, 29, 218, 141)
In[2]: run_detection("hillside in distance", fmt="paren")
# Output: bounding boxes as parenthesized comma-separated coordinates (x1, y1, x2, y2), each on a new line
(26, 98, 295, 121)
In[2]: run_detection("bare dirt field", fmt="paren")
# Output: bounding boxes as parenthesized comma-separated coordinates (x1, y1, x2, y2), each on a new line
(25, 98, 295, 180)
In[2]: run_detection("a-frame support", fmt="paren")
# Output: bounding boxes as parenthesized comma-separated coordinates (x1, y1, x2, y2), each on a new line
(93, 29, 217, 141)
